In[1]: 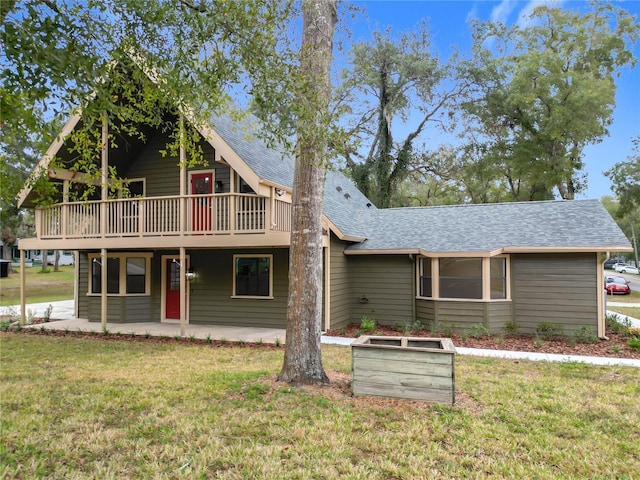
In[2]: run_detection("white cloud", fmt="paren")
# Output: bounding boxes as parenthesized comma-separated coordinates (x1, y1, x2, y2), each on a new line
(466, 4, 479, 22)
(490, 0, 518, 24)
(516, 0, 566, 28)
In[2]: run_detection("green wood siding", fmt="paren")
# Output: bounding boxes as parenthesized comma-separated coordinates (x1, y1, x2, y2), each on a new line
(416, 299, 512, 335)
(78, 252, 159, 323)
(188, 248, 288, 328)
(511, 253, 598, 334)
(329, 235, 351, 330)
(349, 255, 414, 326)
(431, 301, 485, 335)
(124, 134, 230, 197)
(486, 302, 513, 332)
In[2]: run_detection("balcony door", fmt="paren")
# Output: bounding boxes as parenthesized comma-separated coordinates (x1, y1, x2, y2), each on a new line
(190, 171, 214, 232)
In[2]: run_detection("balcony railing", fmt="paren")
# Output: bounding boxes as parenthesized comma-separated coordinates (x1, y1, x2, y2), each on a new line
(35, 194, 292, 239)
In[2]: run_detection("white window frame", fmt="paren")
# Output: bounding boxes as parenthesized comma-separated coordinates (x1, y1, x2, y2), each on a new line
(232, 254, 273, 299)
(87, 252, 152, 296)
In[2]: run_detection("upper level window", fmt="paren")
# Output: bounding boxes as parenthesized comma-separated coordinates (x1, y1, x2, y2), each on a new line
(439, 257, 482, 299)
(233, 255, 272, 298)
(237, 177, 255, 194)
(89, 253, 151, 296)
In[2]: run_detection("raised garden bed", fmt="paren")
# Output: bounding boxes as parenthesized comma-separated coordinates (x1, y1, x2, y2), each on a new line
(351, 336, 456, 404)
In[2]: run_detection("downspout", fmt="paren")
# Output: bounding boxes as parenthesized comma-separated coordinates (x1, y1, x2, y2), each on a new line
(598, 252, 609, 339)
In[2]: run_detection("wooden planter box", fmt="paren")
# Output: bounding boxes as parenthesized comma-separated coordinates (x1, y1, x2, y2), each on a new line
(351, 336, 456, 404)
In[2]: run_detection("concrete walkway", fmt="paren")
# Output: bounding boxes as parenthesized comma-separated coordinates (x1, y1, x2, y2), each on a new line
(2, 300, 639, 368)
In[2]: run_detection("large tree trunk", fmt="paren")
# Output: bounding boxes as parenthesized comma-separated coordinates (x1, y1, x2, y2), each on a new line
(278, 0, 336, 385)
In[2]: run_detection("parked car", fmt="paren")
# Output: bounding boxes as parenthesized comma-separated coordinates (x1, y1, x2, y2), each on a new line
(614, 263, 639, 274)
(605, 276, 631, 295)
(603, 259, 617, 269)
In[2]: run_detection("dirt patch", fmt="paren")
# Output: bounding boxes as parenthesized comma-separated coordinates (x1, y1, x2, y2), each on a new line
(326, 324, 640, 359)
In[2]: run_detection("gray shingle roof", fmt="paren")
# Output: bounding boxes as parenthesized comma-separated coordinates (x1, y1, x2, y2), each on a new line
(210, 114, 630, 254)
(211, 113, 375, 238)
(345, 200, 631, 253)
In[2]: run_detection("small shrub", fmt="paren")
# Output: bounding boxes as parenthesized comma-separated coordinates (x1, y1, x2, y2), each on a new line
(102, 328, 110, 336)
(205, 334, 212, 343)
(573, 326, 597, 344)
(503, 320, 518, 336)
(628, 336, 640, 350)
(536, 322, 564, 341)
(144, 331, 152, 339)
(43, 304, 54, 322)
(612, 346, 620, 354)
(410, 320, 423, 334)
(220, 338, 227, 345)
(188, 334, 196, 342)
(439, 322, 456, 337)
(256, 338, 263, 346)
(360, 316, 376, 334)
(469, 324, 490, 339)
(275, 338, 282, 347)
(238, 339, 245, 345)
(607, 314, 632, 335)
(0, 320, 11, 331)
(392, 320, 412, 335)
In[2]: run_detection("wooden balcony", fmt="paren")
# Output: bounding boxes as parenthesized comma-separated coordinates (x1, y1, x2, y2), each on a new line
(32, 194, 292, 249)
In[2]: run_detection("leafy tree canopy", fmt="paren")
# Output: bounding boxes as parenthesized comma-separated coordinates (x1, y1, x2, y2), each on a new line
(461, 1, 640, 201)
(606, 136, 640, 217)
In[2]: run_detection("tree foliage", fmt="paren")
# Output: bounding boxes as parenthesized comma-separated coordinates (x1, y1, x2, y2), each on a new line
(337, 24, 468, 208)
(2, 0, 297, 149)
(606, 136, 640, 217)
(460, 2, 640, 201)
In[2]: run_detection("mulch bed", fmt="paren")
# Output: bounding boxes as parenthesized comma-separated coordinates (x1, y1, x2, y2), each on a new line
(2, 316, 639, 359)
(326, 324, 640, 359)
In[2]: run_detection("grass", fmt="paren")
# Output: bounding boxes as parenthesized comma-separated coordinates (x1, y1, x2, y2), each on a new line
(606, 289, 640, 303)
(0, 266, 74, 306)
(2, 334, 639, 479)
(608, 306, 640, 319)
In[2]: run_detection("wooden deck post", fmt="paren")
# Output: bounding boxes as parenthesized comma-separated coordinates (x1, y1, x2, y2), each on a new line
(179, 246, 186, 337)
(20, 249, 26, 326)
(100, 249, 107, 330)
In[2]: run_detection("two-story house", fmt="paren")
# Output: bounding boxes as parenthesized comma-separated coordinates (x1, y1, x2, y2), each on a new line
(16, 69, 632, 339)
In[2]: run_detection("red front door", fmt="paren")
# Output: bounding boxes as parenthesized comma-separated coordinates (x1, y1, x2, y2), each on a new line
(165, 258, 181, 319)
(191, 172, 213, 231)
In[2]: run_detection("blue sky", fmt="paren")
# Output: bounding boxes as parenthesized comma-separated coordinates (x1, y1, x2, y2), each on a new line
(340, 0, 640, 200)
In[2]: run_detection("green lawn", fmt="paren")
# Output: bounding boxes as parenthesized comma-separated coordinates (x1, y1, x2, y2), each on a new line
(608, 306, 640, 319)
(0, 266, 74, 306)
(1, 334, 638, 479)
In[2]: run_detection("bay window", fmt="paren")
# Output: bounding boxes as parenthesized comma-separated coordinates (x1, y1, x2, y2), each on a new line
(418, 256, 509, 301)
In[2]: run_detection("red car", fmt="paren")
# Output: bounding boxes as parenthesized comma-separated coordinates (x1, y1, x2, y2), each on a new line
(605, 276, 631, 295)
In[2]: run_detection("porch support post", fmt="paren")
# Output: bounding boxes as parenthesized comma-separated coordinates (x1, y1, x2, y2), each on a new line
(20, 249, 26, 326)
(179, 116, 186, 234)
(179, 246, 186, 337)
(101, 116, 108, 238)
(62, 180, 69, 238)
(323, 244, 330, 331)
(101, 248, 107, 330)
